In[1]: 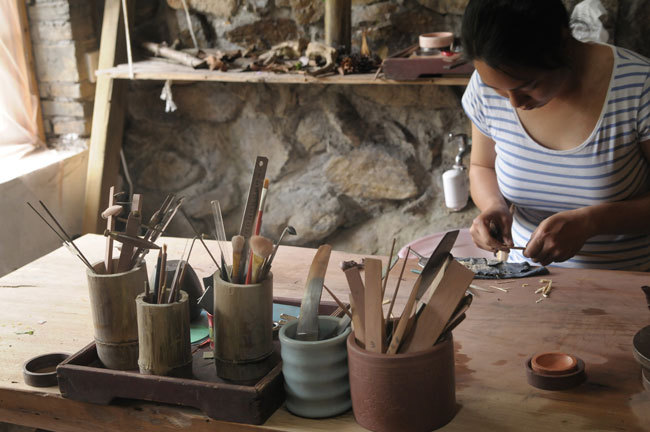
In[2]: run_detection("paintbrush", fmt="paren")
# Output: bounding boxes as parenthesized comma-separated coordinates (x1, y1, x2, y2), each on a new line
(157, 244, 168, 304)
(249, 235, 274, 284)
(246, 179, 270, 284)
(231, 235, 245, 283)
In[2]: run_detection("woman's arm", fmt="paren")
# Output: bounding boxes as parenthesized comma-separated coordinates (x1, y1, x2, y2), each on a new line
(468, 123, 514, 251)
(525, 140, 650, 265)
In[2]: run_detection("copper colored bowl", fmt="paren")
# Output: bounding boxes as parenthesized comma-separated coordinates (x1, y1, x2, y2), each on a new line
(531, 352, 578, 376)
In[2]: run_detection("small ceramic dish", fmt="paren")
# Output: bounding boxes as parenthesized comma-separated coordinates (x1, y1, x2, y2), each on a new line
(23, 352, 69, 387)
(531, 352, 578, 375)
(642, 367, 650, 391)
(419, 32, 454, 50)
(525, 356, 586, 391)
(633, 325, 650, 369)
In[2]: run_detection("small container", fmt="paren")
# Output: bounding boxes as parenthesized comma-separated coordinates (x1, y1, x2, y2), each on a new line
(531, 352, 578, 375)
(442, 168, 469, 211)
(279, 316, 351, 418)
(136, 290, 192, 377)
(213, 270, 273, 381)
(419, 32, 454, 50)
(86, 259, 147, 370)
(347, 332, 456, 432)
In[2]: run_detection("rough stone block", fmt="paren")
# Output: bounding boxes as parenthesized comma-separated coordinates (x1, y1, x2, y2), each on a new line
(352, 2, 398, 26)
(52, 118, 91, 136)
(227, 18, 299, 49)
(416, 0, 469, 15)
(30, 20, 72, 41)
(32, 43, 80, 82)
(290, 0, 324, 25)
(43, 81, 95, 99)
(42, 100, 90, 117)
(28, 1, 70, 21)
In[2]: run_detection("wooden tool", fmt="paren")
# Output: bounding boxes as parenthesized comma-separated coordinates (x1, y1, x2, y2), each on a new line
(104, 230, 161, 250)
(400, 259, 474, 353)
(323, 284, 352, 320)
(506, 245, 605, 259)
(211, 200, 231, 280)
(343, 266, 366, 346)
(296, 244, 332, 341)
(102, 188, 119, 274)
(381, 239, 396, 297)
(116, 194, 142, 272)
(249, 235, 273, 283)
(364, 258, 384, 353)
(237, 156, 268, 283)
(386, 248, 410, 320)
(231, 235, 245, 283)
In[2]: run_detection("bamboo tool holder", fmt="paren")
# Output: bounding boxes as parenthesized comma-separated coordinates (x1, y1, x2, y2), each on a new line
(86, 259, 147, 370)
(136, 291, 192, 377)
(213, 270, 274, 381)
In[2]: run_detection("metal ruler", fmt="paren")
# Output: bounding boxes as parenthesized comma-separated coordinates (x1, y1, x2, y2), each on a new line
(237, 156, 268, 283)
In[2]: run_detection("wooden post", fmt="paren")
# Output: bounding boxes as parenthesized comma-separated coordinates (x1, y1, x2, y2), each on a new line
(82, 0, 134, 234)
(325, 0, 351, 54)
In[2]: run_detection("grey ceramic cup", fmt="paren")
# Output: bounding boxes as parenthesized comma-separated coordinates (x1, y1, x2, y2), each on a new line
(279, 316, 351, 418)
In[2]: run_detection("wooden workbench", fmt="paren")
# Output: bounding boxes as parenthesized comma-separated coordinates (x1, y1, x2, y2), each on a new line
(0, 235, 648, 431)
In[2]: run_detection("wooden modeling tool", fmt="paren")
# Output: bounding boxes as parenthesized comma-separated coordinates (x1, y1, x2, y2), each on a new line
(381, 239, 396, 297)
(386, 248, 410, 320)
(343, 265, 366, 346)
(231, 235, 245, 283)
(399, 259, 474, 353)
(131, 195, 184, 267)
(167, 237, 196, 304)
(237, 156, 268, 283)
(323, 284, 352, 319)
(296, 244, 332, 341)
(168, 239, 189, 303)
(27, 202, 95, 273)
(157, 244, 168, 304)
(116, 194, 142, 272)
(249, 235, 273, 283)
(104, 230, 161, 250)
(102, 188, 118, 273)
(364, 258, 385, 353)
(260, 225, 297, 281)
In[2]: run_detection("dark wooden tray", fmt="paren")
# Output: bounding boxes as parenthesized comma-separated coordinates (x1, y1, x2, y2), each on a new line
(56, 298, 342, 425)
(382, 56, 474, 80)
(57, 342, 284, 425)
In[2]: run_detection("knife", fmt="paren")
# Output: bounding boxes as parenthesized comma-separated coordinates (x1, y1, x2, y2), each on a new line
(415, 230, 459, 300)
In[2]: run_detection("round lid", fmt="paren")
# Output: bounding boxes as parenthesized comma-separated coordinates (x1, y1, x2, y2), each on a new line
(23, 352, 69, 387)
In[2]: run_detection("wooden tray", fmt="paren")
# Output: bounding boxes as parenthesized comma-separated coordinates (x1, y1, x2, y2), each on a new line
(57, 342, 284, 425)
(56, 298, 342, 425)
(382, 56, 474, 80)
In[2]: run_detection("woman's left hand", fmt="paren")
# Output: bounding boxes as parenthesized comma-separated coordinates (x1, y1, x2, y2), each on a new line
(524, 210, 592, 266)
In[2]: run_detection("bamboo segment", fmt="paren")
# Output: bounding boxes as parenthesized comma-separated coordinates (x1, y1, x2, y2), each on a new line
(325, 0, 351, 53)
(86, 259, 147, 370)
(213, 269, 273, 381)
(136, 291, 192, 376)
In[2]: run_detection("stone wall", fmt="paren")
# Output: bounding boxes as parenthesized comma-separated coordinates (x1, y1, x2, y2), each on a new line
(120, 0, 649, 255)
(28, 0, 98, 149)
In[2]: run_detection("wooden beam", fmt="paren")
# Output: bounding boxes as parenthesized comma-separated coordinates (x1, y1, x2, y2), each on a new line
(82, 0, 133, 234)
(16, 0, 45, 144)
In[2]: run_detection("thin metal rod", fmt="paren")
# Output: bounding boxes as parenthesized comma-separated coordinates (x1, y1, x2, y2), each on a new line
(182, 211, 221, 270)
(37, 201, 95, 271)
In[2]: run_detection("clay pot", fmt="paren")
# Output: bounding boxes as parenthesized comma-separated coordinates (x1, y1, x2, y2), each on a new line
(347, 332, 457, 432)
(531, 352, 577, 375)
(279, 316, 351, 418)
(419, 32, 454, 49)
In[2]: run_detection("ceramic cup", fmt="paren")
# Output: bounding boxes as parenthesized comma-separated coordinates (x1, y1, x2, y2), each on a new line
(279, 316, 352, 418)
(347, 332, 457, 432)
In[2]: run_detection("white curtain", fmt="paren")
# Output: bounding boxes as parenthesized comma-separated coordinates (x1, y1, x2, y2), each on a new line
(0, 0, 43, 161)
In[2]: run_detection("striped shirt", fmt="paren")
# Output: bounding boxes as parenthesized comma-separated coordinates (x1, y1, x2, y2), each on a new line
(462, 45, 650, 270)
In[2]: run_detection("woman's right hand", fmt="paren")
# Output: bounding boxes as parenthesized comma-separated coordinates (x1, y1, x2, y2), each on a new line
(470, 205, 513, 253)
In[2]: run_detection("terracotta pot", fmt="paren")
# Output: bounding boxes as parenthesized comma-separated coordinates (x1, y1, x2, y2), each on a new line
(347, 332, 457, 432)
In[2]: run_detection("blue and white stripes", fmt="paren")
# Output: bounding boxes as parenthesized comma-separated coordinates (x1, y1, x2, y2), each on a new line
(462, 45, 650, 270)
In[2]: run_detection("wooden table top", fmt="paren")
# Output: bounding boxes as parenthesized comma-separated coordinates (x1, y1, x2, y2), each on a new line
(0, 234, 648, 432)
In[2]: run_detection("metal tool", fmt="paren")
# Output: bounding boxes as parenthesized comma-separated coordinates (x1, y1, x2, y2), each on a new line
(236, 156, 268, 282)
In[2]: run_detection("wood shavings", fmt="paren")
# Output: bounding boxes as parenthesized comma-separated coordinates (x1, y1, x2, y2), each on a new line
(535, 279, 553, 302)
(469, 284, 492, 293)
(489, 285, 509, 293)
(522, 283, 529, 287)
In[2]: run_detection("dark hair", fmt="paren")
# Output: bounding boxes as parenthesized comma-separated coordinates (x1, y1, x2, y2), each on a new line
(461, 0, 571, 71)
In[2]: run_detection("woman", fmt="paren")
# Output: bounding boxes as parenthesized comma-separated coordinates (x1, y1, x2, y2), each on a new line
(461, 0, 650, 270)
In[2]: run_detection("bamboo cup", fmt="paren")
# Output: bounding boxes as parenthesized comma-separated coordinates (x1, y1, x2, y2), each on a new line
(136, 291, 192, 377)
(213, 269, 273, 381)
(86, 259, 147, 370)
